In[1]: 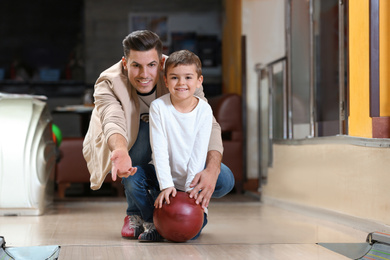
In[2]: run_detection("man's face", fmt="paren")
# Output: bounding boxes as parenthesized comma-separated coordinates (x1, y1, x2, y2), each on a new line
(123, 48, 160, 94)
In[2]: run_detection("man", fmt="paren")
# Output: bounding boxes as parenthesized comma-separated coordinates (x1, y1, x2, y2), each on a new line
(82, 30, 235, 240)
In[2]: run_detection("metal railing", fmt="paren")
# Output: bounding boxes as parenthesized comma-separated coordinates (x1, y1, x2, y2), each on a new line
(255, 57, 289, 190)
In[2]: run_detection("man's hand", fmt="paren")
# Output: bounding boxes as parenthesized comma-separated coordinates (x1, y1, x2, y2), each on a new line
(110, 149, 137, 181)
(189, 150, 221, 209)
(154, 187, 177, 208)
(108, 133, 137, 181)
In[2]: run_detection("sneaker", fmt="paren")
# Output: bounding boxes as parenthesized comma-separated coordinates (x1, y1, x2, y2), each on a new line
(138, 222, 164, 242)
(121, 215, 144, 238)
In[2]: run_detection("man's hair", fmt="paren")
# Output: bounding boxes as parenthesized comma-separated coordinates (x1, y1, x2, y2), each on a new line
(122, 30, 163, 59)
(164, 50, 202, 77)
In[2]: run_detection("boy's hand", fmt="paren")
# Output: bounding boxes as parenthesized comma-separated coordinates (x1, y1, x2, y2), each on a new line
(154, 187, 177, 208)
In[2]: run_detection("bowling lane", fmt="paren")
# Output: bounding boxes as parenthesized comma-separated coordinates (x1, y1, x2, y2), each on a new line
(0, 196, 365, 259)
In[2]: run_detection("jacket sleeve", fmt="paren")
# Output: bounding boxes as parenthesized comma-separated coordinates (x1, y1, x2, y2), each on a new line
(94, 79, 128, 144)
(149, 101, 175, 190)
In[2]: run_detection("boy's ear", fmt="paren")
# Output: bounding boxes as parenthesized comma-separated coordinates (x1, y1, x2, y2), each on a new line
(197, 75, 204, 88)
(164, 75, 169, 88)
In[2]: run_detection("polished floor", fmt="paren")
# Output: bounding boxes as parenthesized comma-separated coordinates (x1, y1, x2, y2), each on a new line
(0, 193, 369, 259)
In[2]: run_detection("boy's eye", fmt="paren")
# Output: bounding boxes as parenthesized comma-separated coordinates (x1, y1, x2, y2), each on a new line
(186, 76, 192, 80)
(170, 76, 178, 80)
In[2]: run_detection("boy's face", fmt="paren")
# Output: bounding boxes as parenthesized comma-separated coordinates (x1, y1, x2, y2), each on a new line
(164, 64, 203, 102)
(122, 48, 160, 94)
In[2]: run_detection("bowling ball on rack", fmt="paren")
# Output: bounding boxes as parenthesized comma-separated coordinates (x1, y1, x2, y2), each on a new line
(52, 124, 62, 147)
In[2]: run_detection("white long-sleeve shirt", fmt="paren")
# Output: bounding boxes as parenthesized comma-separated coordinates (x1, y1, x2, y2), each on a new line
(150, 94, 213, 192)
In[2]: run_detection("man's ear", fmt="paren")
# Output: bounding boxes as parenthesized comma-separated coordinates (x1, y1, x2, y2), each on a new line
(122, 57, 127, 69)
(160, 57, 166, 71)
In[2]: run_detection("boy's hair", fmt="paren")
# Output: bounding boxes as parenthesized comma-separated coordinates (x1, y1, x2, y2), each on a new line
(122, 30, 163, 59)
(164, 50, 202, 78)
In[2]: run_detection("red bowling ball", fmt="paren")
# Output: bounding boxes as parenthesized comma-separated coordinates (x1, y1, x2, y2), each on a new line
(153, 191, 204, 242)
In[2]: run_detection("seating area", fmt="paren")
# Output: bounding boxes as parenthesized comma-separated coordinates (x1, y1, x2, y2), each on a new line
(208, 93, 244, 193)
(55, 137, 123, 198)
(55, 93, 244, 197)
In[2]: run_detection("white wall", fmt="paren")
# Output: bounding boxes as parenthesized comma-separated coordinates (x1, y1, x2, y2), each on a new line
(242, 0, 285, 179)
(264, 142, 390, 228)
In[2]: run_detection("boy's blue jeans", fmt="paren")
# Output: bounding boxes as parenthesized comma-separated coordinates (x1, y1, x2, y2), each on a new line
(121, 120, 235, 223)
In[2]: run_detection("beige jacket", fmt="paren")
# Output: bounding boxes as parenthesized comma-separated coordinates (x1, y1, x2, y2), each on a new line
(82, 60, 223, 190)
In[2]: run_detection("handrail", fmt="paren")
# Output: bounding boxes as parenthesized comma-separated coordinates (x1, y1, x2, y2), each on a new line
(256, 56, 290, 140)
(255, 57, 287, 73)
(255, 56, 289, 191)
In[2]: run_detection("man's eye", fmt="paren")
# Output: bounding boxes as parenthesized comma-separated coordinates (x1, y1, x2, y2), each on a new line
(149, 63, 156, 67)
(132, 64, 139, 68)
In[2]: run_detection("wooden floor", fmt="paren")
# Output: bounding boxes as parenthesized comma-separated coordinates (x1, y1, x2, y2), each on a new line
(0, 193, 368, 259)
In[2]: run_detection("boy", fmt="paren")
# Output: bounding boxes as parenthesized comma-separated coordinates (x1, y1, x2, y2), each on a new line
(150, 50, 212, 208)
(135, 50, 212, 242)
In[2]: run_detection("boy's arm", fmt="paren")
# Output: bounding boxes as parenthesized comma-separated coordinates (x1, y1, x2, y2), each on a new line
(185, 112, 213, 193)
(149, 101, 175, 190)
(194, 87, 224, 155)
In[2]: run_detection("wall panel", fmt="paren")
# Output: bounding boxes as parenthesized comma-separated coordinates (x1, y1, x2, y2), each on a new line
(349, 0, 372, 138)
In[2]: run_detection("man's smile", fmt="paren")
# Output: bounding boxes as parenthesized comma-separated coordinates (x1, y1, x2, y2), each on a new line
(137, 78, 153, 85)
